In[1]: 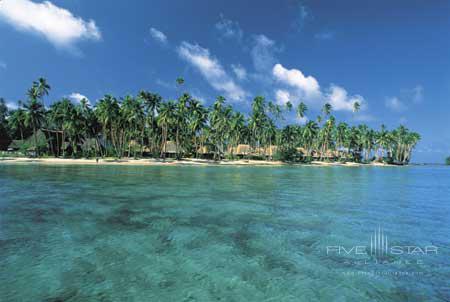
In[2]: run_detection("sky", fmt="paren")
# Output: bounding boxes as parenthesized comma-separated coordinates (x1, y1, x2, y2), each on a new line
(0, 0, 449, 163)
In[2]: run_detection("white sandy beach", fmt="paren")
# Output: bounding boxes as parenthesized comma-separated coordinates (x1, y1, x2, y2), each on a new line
(0, 157, 398, 167)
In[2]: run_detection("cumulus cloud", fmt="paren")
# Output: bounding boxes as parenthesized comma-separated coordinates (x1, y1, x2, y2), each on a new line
(385, 97, 406, 112)
(0, 0, 101, 48)
(326, 84, 365, 112)
(275, 89, 292, 106)
(231, 64, 247, 80)
(215, 14, 243, 41)
(273, 64, 366, 112)
(149, 27, 168, 45)
(273, 64, 321, 99)
(177, 41, 247, 101)
(69, 93, 90, 104)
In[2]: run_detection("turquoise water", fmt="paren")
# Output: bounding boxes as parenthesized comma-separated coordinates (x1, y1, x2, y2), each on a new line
(0, 164, 449, 301)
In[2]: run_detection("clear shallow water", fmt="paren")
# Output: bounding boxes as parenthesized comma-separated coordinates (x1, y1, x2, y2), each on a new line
(0, 164, 449, 302)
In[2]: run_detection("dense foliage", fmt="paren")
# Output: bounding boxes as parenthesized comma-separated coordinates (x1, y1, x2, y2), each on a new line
(0, 78, 421, 164)
(446, 157, 450, 165)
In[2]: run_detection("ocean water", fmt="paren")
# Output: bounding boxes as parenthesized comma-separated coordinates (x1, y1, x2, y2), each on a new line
(0, 164, 449, 301)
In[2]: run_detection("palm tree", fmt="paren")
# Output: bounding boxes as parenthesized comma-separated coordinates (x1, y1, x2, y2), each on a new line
(376, 124, 390, 160)
(121, 95, 144, 158)
(24, 87, 46, 156)
(188, 98, 208, 158)
(319, 116, 336, 160)
(353, 101, 361, 113)
(228, 112, 245, 158)
(2, 77, 422, 164)
(296, 102, 307, 119)
(158, 100, 176, 158)
(303, 121, 319, 157)
(95, 95, 120, 157)
(336, 122, 348, 159)
(8, 107, 27, 141)
(35, 78, 51, 98)
(176, 77, 185, 86)
(322, 103, 332, 117)
(138, 91, 162, 156)
(285, 101, 293, 112)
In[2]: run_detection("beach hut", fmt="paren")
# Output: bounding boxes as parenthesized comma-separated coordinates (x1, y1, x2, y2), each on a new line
(161, 141, 184, 158)
(227, 144, 251, 158)
(196, 145, 214, 159)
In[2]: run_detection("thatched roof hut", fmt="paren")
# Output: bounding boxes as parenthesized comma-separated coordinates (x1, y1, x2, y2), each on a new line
(162, 141, 185, 154)
(197, 146, 213, 155)
(229, 144, 251, 155)
(296, 147, 307, 155)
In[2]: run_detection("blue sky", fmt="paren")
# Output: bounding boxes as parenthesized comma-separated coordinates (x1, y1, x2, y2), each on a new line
(0, 0, 449, 163)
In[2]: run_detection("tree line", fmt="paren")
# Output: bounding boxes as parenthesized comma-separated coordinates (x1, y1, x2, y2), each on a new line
(0, 78, 421, 164)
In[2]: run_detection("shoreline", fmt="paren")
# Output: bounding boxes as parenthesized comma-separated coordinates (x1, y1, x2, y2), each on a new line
(0, 157, 400, 167)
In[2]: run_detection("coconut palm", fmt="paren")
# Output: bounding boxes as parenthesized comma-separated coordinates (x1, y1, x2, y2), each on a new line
(138, 91, 162, 155)
(24, 88, 46, 156)
(8, 107, 27, 141)
(336, 122, 348, 159)
(322, 103, 332, 117)
(95, 95, 120, 157)
(188, 98, 208, 158)
(296, 102, 307, 119)
(158, 100, 176, 158)
(285, 101, 293, 112)
(3, 77, 421, 164)
(303, 121, 319, 157)
(353, 101, 361, 113)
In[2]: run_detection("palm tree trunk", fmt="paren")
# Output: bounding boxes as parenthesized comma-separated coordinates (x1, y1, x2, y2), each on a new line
(62, 131, 66, 157)
(33, 124, 38, 157)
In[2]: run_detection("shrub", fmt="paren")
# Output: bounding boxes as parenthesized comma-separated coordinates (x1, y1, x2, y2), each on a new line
(274, 147, 302, 162)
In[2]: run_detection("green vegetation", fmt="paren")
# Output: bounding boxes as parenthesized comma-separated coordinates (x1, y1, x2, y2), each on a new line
(0, 78, 421, 164)
(446, 156, 450, 165)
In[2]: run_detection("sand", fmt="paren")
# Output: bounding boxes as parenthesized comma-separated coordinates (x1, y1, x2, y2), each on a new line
(0, 157, 399, 167)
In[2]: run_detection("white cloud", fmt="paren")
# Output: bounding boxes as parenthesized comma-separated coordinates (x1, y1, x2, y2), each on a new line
(68, 93, 90, 104)
(215, 14, 243, 41)
(0, 0, 101, 47)
(275, 89, 292, 106)
(326, 84, 365, 112)
(273, 63, 321, 99)
(273, 64, 366, 112)
(385, 97, 406, 112)
(296, 116, 309, 125)
(149, 27, 168, 44)
(177, 41, 247, 102)
(231, 64, 247, 80)
(251, 34, 279, 72)
(6, 101, 18, 110)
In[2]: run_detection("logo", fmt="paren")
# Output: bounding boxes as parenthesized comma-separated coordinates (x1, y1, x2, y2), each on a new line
(326, 227, 438, 257)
